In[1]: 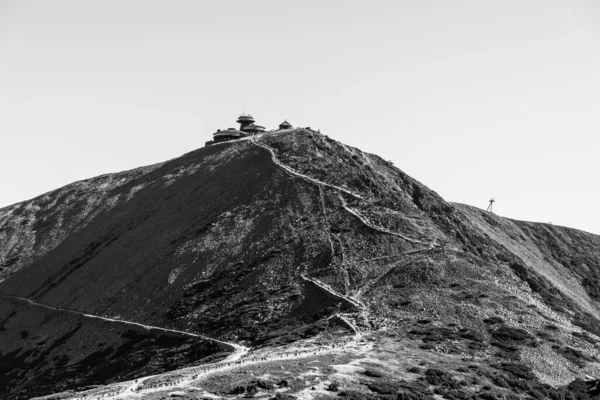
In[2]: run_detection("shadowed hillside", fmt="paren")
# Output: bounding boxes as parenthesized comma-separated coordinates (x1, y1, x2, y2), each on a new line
(0, 296, 230, 398)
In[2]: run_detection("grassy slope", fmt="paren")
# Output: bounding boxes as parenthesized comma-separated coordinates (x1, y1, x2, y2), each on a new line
(259, 130, 600, 386)
(0, 141, 337, 341)
(0, 163, 165, 283)
(456, 204, 600, 318)
(0, 297, 228, 400)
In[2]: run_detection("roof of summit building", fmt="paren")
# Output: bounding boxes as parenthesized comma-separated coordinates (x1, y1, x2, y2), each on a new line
(236, 115, 255, 122)
(279, 120, 292, 128)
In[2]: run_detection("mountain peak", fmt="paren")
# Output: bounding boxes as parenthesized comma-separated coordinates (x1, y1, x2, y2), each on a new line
(2, 128, 600, 399)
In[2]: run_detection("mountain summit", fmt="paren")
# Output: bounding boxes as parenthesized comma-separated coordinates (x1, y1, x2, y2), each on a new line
(1, 129, 600, 399)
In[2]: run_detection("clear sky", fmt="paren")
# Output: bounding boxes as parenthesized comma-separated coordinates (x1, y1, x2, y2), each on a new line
(1, 0, 599, 235)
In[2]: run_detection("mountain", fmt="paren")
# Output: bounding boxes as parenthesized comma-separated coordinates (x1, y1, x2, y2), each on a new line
(1, 128, 600, 399)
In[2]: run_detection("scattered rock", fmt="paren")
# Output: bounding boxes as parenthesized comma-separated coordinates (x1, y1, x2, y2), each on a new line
(328, 382, 340, 392)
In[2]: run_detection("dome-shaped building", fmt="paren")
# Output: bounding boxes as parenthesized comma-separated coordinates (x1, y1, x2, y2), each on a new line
(212, 127, 247, 143)
(242, 123, 266, 135)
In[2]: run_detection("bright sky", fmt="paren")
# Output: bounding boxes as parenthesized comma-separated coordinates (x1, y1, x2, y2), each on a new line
(1, 0, 599, 235)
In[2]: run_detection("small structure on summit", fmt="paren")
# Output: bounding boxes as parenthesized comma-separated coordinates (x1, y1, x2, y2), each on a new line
(205, 114, 293, 146)
(278, 120, 292, 130)
(236, 114, 255, 131)
(211, 127, 246, 143)
(242, 123, 266, 135)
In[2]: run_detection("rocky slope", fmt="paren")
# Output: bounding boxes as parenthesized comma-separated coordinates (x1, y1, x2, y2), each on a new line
(1, 129, 600, 399)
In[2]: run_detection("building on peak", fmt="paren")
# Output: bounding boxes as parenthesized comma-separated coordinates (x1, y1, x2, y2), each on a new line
(205, 114, 288, 146)
(236, 114, 255, 131)
(278, 120, 292, 130)
(205, 127, 247, 146)
(243, 123, 266, 134)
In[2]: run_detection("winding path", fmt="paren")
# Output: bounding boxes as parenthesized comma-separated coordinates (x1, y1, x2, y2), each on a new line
(249, 133, 364, 200)
(0, 294, 248, 355)
(301, 274, 364, 310)
(25, 130, 427, 399)
(338, 194, 428, 245)
(9, 291, 362, 400)
(356, 245, 438, 264)
(249, 132, 431, 247)
(65, 321, 363, 400)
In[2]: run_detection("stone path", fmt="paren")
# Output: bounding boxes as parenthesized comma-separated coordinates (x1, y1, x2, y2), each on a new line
(249, 134, 364, 200)
(1, 294, 246, 355)
(249, 132, 431, 247)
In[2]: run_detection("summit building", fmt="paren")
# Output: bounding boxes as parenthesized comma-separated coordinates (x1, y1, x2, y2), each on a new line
(205, 114, 293, 146)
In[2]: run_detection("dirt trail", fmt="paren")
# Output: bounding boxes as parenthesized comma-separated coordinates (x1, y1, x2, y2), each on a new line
(300, 274, 364, 310)
(27, 131, 382, 400)
(64, 320, 364, 400)
(249, 134, 364, 200)
(249, 133, 430, 247)
(356, 245, 438, 264)
(17, 288, 362, 400)
(337, 194, 428, 246)
(0, 294, 248, 354)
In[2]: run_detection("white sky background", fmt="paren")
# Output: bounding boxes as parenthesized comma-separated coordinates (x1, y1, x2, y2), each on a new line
(0, 0, 599, 235)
